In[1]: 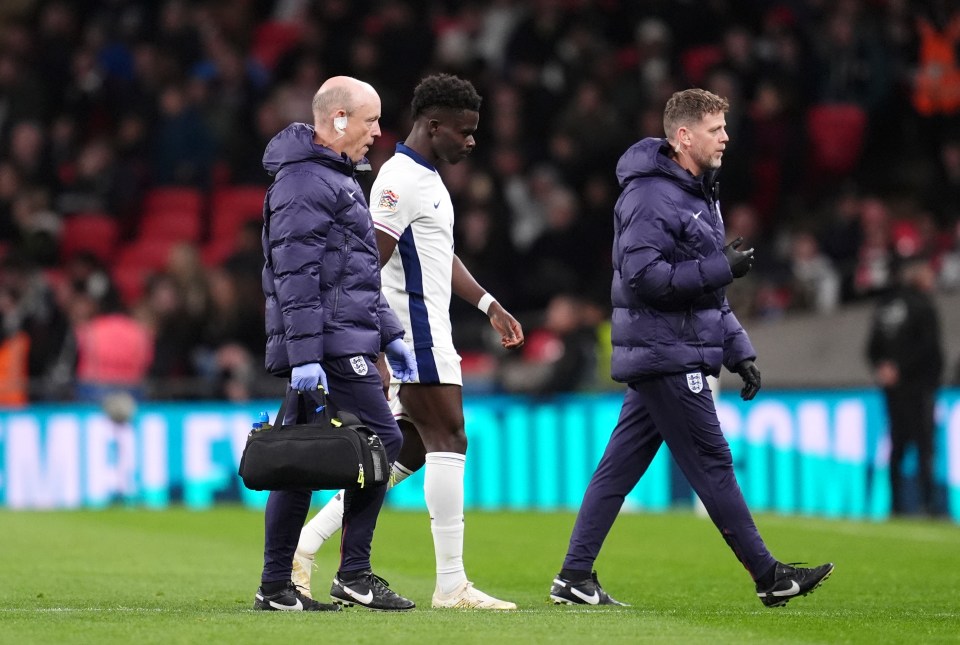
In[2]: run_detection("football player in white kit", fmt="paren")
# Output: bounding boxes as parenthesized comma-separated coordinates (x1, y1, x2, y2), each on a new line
(293, 74, 525, 609)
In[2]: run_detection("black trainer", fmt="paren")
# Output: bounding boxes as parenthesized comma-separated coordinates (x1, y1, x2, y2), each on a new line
(757, 562, 834, 608)
(254, 580, 341, 611)
(330, 570, 415, 611)
(550, 571, 628, 606)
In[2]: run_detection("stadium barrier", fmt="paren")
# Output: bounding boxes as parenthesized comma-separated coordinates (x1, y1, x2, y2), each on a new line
(0, 390, 957, 522)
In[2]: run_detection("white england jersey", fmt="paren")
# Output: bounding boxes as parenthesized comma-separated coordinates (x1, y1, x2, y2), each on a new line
(371, 144, 461, 385)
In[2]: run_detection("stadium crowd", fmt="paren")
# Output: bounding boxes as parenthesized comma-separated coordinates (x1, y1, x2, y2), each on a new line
(0, 0, 959, 403)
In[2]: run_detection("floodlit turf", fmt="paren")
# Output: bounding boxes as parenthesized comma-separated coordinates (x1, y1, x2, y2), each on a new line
(1, 507, 958, 644)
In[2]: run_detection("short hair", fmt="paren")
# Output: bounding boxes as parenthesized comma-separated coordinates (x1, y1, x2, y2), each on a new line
(663, 88, 729, 138)
(410, 74, 482, 118)
(312, 85, 352, 120)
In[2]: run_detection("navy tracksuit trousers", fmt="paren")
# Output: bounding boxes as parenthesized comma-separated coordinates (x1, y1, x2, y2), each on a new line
(563, 372, 776, 580)
(261, 355, 402, 583)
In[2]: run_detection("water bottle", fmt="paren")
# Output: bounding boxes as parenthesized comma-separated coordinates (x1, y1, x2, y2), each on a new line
(249, 411, 272, 436)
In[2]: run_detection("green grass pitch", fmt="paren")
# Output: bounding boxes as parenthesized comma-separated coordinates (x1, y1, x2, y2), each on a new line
(1, 507, 958, 644)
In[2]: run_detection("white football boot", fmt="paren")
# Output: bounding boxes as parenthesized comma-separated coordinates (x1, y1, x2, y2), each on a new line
(431, 581, 517, 609)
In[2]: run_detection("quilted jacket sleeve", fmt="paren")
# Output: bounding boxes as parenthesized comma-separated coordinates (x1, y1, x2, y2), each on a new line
(267, 172, 335, 367)
(618, 185, 731, 310)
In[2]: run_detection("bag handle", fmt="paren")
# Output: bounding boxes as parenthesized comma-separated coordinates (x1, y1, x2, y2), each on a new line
(274, 387, 343, 428)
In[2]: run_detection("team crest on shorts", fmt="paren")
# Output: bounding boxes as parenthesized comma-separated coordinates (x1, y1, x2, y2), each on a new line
(350, 356, 368, 375)
(686, 372, 703, 393)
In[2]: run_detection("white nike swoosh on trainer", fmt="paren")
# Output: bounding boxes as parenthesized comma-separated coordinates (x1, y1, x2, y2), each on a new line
(692, 210, 702, 219)
(772, 580, 801, 596)
(269, 597, 303, 610)
(570, 587, 600, 605)
(348, 191, 356, 198)
(343, 585, 374, 605)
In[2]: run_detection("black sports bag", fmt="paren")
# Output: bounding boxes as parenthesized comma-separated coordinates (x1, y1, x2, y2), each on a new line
(238, 388, 389, 491)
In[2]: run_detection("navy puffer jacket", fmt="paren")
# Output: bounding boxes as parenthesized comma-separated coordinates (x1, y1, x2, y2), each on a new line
(260, 123, 403, 376)
(610, 138, 755, 383)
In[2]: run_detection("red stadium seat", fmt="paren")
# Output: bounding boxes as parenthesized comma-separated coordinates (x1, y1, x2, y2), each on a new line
(201, 237, 239, 267)
(806, 103, 868, 176)
(142, 187, 204, 217)
(138, 208, 202, 243)
(681, 45, 725, 85)
(210, 185, 266, 244)
(111, 263, 149, 307)
(60, 212, 120, 264)
(114, 239, 177, 273)
(251, 21, 304, 71)
(110, 239, 178, 307)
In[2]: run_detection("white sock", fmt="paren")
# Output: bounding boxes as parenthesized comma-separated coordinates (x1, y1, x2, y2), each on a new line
(424, 452, 467, 594)
(297, 490, 344, 559)
(297, 462, 413, 558)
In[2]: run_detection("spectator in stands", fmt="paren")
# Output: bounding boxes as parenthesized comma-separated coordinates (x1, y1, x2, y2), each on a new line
(61, 251, 122, 314)
(814, 7, 892, 112)
(7, 120, 54, 187)
(451, 203, 518, 352)
(521, 185, 586, 310)
(930, 136, 960, 226)
(194, 266, 265, 401)
(0, 49, 48, 134)
(188, 30, 266, 155)
(55, 137, 121, 216)
(722, 202, 765, 317)
(111, 113, 151, 228)
(135, 272, 199, 398)
(0, 251, 71, 401)
(165, 242, 209, 326)
(867, 254, 944, 516)
(150, 83, 215, 187)
(504, 162, 562, 253)
(717, 24, 761, 101)
(820, 185, 865, 301)
(221, 97, 287, 185)
(554, 79, 628, 174)
(853, 196, 895, 297)
(565, 171, 616, 302)
(939, 220, 960, 290)
(70, 280, 153, 404)
(741, 79, 803, 228)
(788, 229, 841, 314)
(9, 186, 61, 267)
(497, 292, 598, 396)
(0, 161, 24, 244)
(0, 281, 30, 406)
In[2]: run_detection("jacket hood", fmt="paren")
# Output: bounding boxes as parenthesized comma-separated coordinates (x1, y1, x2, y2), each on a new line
(616, 137, 716, 196)
(262, 122, 353, 176)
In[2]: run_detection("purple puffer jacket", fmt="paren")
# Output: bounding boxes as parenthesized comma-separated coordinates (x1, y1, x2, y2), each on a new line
(610, 137, 755, 383)
(260, 123, 403, 376)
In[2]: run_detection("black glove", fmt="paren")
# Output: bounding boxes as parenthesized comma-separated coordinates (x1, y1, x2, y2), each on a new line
(724, 237, 755, 279)
(735, 359, 761, 401)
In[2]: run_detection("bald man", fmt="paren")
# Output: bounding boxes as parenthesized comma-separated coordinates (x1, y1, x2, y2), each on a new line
(254, 76, 418, 612)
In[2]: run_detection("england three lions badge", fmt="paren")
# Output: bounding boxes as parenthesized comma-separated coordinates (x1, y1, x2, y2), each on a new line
(350, 356, 368, 376)
(686, 372, 703, 393)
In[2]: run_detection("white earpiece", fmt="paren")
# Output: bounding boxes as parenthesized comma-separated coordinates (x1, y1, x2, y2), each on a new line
(333, 116, 348, 133)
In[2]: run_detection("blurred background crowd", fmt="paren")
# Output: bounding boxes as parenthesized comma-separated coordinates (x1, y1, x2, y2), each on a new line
(1, 0, 959, 404)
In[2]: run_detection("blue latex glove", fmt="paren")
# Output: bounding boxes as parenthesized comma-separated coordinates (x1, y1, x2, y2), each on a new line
(385, 338, 418, 383)
(291, 363, 328, 392)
